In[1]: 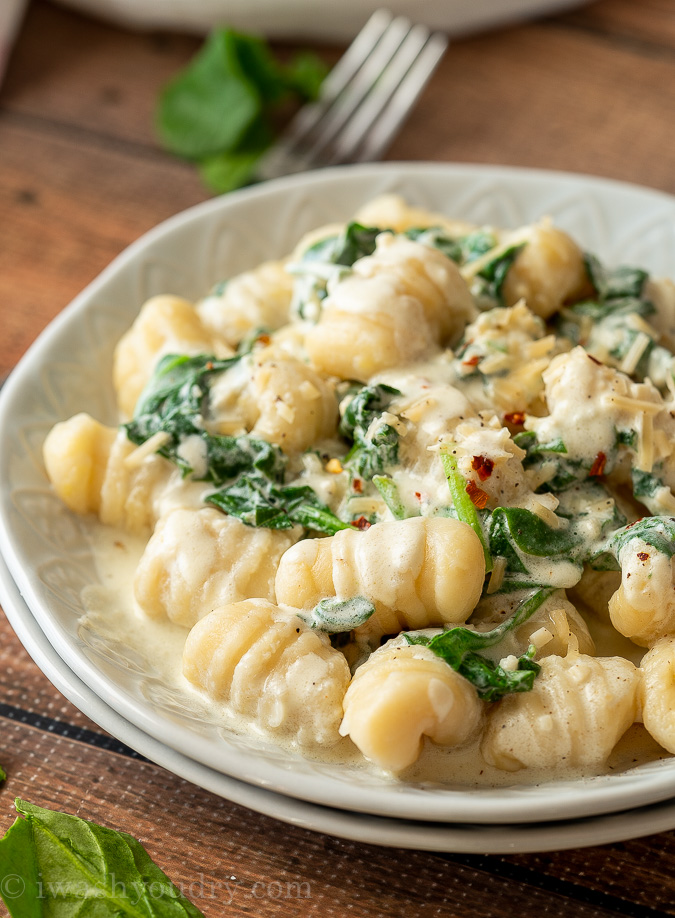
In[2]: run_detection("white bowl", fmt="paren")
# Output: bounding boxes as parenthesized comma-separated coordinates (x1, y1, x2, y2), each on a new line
(3, 162, 675, 826)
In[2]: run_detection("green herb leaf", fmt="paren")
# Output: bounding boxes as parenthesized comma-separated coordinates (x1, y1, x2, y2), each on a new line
(372, 475, 409, 519)
(0, 798, 205, 917)
(339, 384, 401, 480)
(156, 28, 327, 192)
(458, 230, 499, 264)
(472, 243, 525, 306)
(207, 474, 349, 534)
(299, 596, 375, 633)
(157, 29, 262, 159)
(198, 121, 273, 193)
(584, 254, 649, 302)
(631, 467, 664, 499)
(404, 227, 462, 262)
(290, 223, 387, 319)
(608, 516, 675, 560)
(515, 431, 589, 492)
(439, 449, 492, 572)
(489, 507, 579, 559)
(405, 588, 552, 701)
(283, 51, 328, 100)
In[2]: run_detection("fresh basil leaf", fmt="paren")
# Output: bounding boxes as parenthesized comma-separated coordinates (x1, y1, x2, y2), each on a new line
(156, 28, 326, 192)
(300, 596, 375, 633)
(157, 29, 262, 159)
(406, 588, 552, 701)
(198, 120, 273, 192)
(283, 51, 328, 100)
(0, 798, 205, 917)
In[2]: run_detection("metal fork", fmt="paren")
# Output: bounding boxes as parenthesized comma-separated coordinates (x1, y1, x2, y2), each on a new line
(256, 10, 448, 181)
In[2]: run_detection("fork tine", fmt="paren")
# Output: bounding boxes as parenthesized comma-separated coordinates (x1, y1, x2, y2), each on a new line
(255, 11, 447, 181)
(301, 16, 413, 162)
(285, 9, 395, 148)
(350, 31, 448, 164)
(325, 25, 445, 166)
(256, 10, 397, 180)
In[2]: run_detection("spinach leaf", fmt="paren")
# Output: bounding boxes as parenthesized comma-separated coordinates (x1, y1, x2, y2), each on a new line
(207, 474, 349, 534)
(289, 222, 386, 319)
(515, 431, 588, 492)
(556, 254, 656, 369)
(125, 353, 289, 486)
(156, 28, 327, 192)
(458, 230, 499, 264)
(489, 507, 579, 559)
(440, 449, 493, 572)
(471, 243, 525, 307)
(0, 766, 5, 782)
(127, 352, 344, 533)
(339, 384, 401, 480)
(608, 516, 675, 560)
(125, 353, 241, 474)
(299, 596, 375, 633)
(372, 475, 409, 520)
(404, 227, 462, 262)
(0, 798, 205, 917)
(632, 467, 664, 499)
(405, 587, 552, 701)
(584, 254, 649, 303)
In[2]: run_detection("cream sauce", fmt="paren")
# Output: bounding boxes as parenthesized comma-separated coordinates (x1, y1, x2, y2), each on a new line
(81, 522, 663, 787)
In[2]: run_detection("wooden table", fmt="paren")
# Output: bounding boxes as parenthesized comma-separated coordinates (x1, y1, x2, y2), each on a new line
(2, 1, 675, 914)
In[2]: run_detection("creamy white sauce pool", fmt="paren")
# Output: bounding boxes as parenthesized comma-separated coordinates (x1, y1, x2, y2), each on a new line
(80, 523, 666, 787)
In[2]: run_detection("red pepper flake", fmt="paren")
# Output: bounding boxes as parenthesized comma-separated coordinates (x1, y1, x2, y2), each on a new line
(256, 333, 271, 346)
(465, 479, 489, 509)
(352, 478, 363, 493)
(205, 361, 214, 370)
(504, 411, 525, 426)
(414, 491, 422, 501)
(589, 452, 607, 477)
(462, 354, 481, 367)
(637, 551, 650, 562)
(352, 516, 371, 531)
(471, 455, 494, 481)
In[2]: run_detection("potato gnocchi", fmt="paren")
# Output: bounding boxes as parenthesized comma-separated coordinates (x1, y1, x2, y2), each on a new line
(44, 196, 675, 780)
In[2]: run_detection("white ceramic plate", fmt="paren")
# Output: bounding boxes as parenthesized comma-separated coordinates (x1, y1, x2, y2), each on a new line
(52, 0, 590, 42)
(3, 163, 675, 826)
(4, 548, 675, 853)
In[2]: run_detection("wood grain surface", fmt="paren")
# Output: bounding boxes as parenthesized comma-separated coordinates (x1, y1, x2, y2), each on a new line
(2, 1, 675, 914)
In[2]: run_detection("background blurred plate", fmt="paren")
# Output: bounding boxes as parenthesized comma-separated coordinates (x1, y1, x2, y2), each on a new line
(2, 162, 675, 827)
(51, 0, 590, 41)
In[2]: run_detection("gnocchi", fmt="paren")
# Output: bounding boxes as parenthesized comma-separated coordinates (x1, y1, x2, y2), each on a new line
(43, 195, 675, 781)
